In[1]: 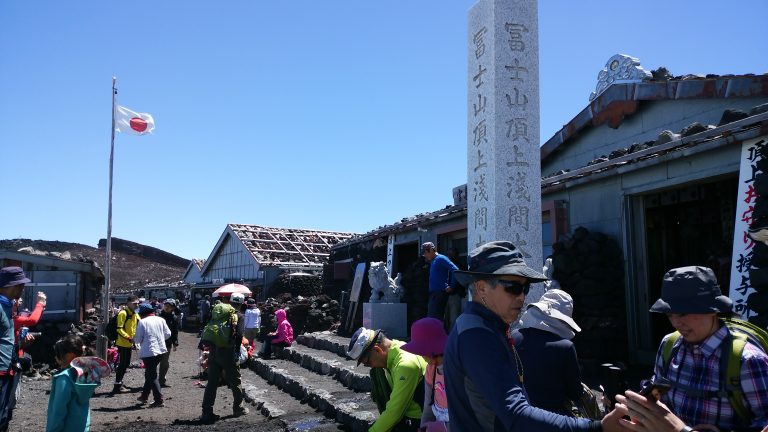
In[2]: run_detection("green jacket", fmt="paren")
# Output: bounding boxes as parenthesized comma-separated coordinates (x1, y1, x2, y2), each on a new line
(370, 340, 427, 432)
(46, 367, 98, 432)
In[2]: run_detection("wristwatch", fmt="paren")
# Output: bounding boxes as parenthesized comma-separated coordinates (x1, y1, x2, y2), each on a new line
(680, 426, 694, 432)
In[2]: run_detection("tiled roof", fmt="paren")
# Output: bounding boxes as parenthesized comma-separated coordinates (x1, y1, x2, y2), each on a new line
(332, 204, 467, 249)
(541, 73, 768, 163)
(229, 224, 356, 267)
(542, 107, 768, 192)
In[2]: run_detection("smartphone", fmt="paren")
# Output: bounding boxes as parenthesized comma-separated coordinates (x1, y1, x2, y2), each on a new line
(639, 378, 672, 402)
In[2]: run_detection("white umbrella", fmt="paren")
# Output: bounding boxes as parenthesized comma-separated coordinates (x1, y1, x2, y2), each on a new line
(212, 283, 252, 298)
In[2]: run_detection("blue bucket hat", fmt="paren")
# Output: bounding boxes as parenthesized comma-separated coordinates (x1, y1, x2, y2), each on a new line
(0, 267, 30, 288)
(454, 241, 548, 286)
(649, 266, 733, 314)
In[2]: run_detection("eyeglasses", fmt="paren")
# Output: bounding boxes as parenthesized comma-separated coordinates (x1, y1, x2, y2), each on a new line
(494, 279, 530, 296)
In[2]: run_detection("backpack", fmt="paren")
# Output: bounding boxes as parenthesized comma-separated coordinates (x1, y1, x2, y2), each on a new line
(568, 382, 602, 420)
(661, 317, 768, 427)
(201, 303, 238, 348)
(105, 312, 122, 341)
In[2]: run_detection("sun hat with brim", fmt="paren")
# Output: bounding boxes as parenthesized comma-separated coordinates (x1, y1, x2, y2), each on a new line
(454, 241, 548, 286)
(526, 289, 581, 332)
(401, 318, 447, 358)
(649, 266, 733, 314)
(347, 327, 382, 366)
(0, 267, 30, 288)
(70, 356, 111, 384)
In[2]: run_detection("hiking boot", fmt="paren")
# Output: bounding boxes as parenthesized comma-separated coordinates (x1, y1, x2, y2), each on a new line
(200, 413, 220, 424)
(149, 399, 165, 408)
(137, 395, 148, 404)
(233, 406, 249, 417)
(160, 382, 171, 388)
(111, 383, 128, 394)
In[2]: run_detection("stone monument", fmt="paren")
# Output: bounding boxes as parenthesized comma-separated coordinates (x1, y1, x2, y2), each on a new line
(467, 0, 545, 302)
(363, 261, 407, 338)
(367, 261, 403, 303)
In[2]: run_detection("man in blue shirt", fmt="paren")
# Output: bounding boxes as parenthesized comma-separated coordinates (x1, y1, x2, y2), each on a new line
(422, 242, 458, 325)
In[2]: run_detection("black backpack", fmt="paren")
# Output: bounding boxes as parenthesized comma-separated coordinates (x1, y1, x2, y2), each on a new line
(105, 313, 121, 341)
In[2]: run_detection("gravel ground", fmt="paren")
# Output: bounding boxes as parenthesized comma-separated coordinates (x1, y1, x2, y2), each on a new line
(11, 331, 288, 431)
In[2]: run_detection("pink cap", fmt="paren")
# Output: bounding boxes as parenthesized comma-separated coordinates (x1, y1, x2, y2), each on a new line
(401, 318, 447, 358)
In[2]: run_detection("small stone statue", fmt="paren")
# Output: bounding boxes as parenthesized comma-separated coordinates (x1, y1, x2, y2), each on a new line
(368, 261, 403, 303)
(543, 257, 561, 290)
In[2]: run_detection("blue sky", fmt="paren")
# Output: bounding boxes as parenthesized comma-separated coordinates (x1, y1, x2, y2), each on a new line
(2, 1, 766, 260)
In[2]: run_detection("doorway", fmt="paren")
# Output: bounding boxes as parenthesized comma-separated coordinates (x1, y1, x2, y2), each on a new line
(631, 177, 737, 360)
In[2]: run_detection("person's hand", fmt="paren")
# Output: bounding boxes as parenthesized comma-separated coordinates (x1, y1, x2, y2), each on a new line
(600, 405, 627, 432)
(36, 292, 47, 306)
(173, 345, 177, 352)
(614, 390, 688, 431)
(20, 334, 35, 348)
(445, 286, 454, 294)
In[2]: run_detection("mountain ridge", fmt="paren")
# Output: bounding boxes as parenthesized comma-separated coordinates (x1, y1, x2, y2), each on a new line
(0, 238, 189, 292)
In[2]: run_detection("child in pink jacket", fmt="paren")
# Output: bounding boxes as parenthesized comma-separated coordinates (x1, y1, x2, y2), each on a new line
(257, 309, 293, 359)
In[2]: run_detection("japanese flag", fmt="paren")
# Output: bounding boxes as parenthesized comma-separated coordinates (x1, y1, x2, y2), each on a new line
(115, 105, 155, 135)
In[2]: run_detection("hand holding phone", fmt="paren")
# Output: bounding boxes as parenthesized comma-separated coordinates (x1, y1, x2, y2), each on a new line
(639, 377, 672, 402)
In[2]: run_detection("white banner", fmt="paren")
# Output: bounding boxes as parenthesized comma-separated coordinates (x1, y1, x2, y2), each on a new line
(386, 235, 395, 277)
(728, 136, 768, 319)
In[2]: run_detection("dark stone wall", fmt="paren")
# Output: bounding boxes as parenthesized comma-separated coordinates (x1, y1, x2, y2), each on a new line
(552, 227, 627, 362)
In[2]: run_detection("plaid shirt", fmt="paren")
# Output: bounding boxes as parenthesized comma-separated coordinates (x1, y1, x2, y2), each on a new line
(654, 325, 768, 430)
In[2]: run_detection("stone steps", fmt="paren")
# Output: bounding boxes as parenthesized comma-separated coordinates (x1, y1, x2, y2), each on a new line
(296, 331, 351, 358)
(239, 364, 343, 431)
(248, 355, 377, 432)
(273, 343, 371, 392)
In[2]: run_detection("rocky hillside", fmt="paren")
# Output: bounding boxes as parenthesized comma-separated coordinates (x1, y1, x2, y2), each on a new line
(0, 238, 189, 292)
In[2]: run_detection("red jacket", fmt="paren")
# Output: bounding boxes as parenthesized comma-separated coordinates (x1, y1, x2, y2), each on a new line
(14, 302, 44, 357)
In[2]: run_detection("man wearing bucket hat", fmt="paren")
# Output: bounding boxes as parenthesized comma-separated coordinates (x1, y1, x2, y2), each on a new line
(443, 241, 624, 432)
(347, 327, 426, 432)
(511, 289, 584, 416)
(645, 266, 768, 430)
(0, 267, 29, 431)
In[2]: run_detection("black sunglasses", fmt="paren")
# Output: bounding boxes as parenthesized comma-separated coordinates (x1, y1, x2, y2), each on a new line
(494, 279, 530, 296)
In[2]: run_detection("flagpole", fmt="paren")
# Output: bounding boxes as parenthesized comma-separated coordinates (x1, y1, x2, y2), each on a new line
(100, 76, 117, 360)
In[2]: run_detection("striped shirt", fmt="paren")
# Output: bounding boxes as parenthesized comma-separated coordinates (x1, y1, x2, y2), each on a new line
(653, 324, 768, 430)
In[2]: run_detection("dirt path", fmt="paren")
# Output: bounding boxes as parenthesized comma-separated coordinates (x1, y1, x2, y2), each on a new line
(12, 331, 287, 431)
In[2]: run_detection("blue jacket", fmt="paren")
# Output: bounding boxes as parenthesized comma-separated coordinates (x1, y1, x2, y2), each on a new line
(0, 296, 15, 373)
(46, 367, 98, 432)
(444, 302, 601, 432)
(428, 254, 458, 294)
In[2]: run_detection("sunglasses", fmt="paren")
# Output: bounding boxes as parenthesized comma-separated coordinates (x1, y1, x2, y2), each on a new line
(494, 279, 530, 296)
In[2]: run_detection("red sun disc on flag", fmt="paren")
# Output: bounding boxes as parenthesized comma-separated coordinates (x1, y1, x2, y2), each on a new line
(129, 117, 148, 132)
